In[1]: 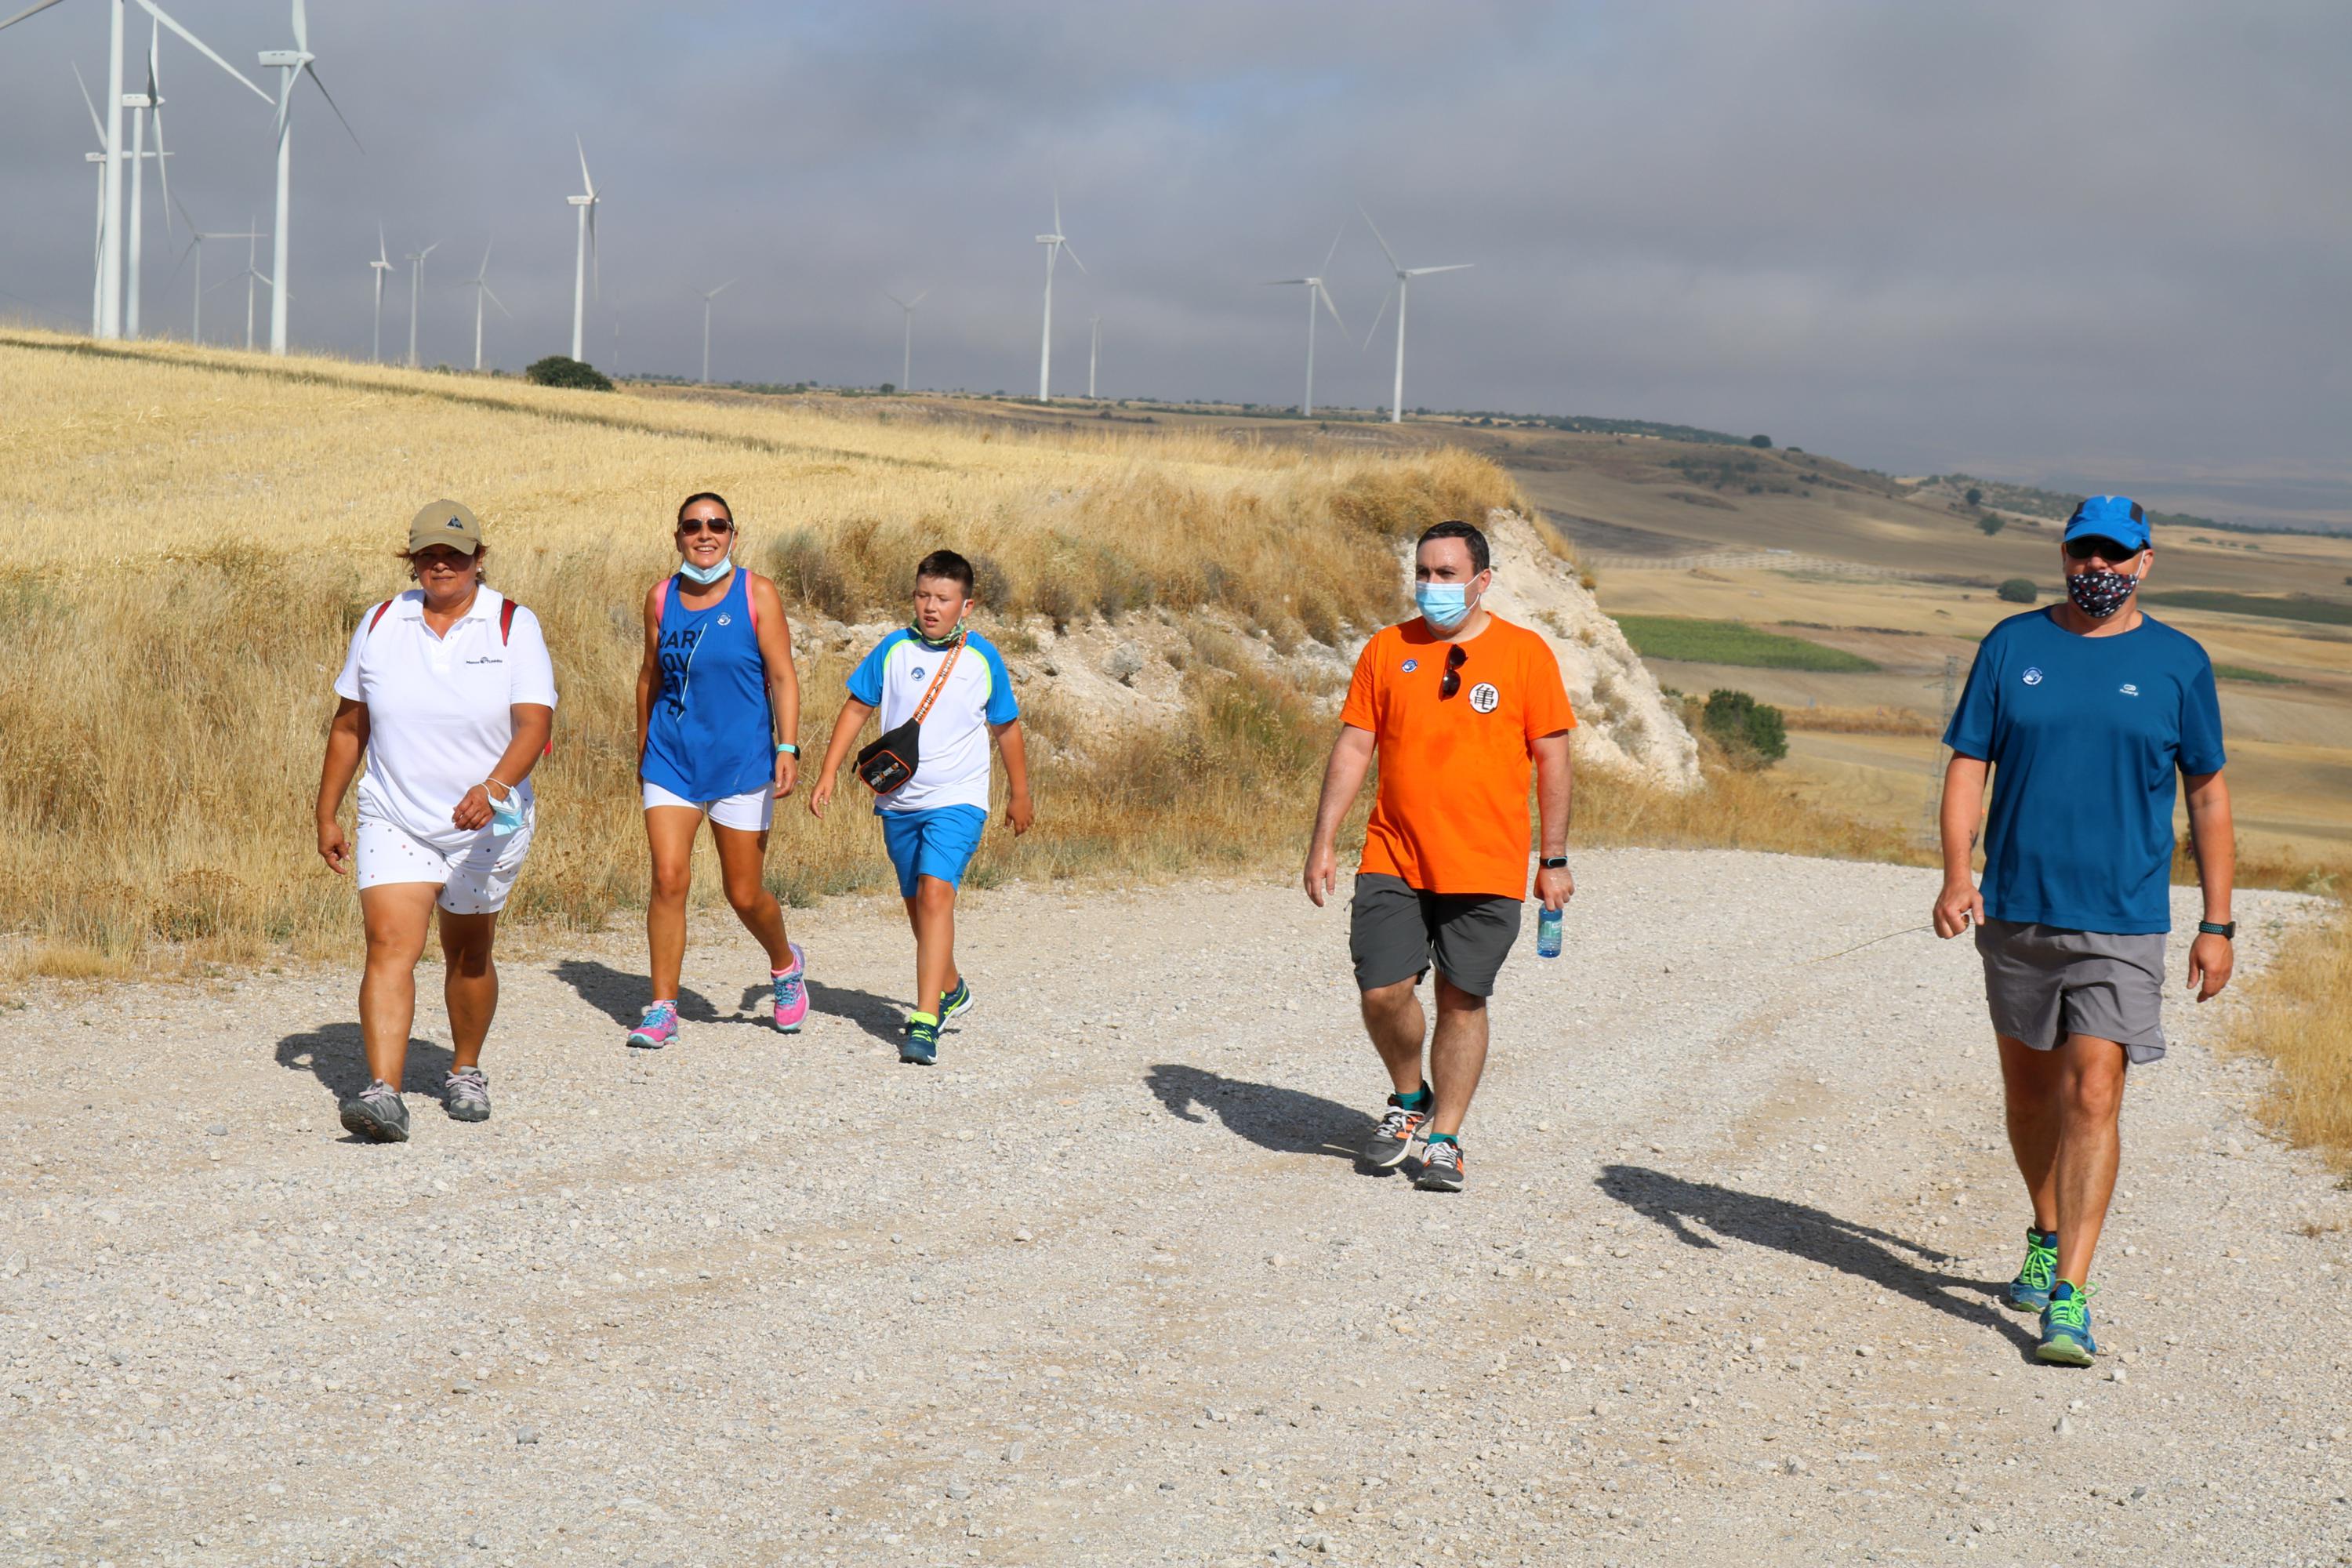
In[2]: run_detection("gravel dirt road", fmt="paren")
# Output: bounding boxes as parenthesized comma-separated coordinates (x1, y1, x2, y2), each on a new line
(3, 850, 2345, 1567)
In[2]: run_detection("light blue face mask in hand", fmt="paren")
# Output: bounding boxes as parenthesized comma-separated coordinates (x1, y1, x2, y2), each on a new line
(678, 554, 733, 586)
(486, 779, 525, 838)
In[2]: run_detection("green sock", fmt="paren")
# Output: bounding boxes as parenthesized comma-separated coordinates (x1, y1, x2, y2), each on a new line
(1397, 1084, 1433, 1112)
(909, 1011, 938, 1028)
(1425, 1131, 1458, 1146)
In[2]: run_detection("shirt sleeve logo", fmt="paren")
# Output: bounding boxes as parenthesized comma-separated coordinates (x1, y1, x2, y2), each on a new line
(1468, 681, 1501, 713)
(2021, 667, 2044, 685)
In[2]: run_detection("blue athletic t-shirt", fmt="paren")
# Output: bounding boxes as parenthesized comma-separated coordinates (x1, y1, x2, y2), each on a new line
(1944, 608, 2226, 935)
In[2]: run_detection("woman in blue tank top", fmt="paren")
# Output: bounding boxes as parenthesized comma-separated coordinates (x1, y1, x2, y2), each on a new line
(630, 491, 808, 1047)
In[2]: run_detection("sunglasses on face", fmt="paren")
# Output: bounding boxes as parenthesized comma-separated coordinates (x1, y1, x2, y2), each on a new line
(2064, 536, 2140, 563)
(1439, 644, 1469, 699)
(679, 517, 735, 536)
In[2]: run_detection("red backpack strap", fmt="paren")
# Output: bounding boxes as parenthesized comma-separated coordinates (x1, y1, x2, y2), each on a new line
(500, 597, 517, 644)
(366, 599, 394, 636)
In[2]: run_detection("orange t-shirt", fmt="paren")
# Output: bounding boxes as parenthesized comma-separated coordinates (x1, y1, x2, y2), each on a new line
(1340, 615, 1576, 898)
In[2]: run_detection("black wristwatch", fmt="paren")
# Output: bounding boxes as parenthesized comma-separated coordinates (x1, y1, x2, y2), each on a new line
(2198, 920, 2235, 939)
(1540, 856, 1570, 869)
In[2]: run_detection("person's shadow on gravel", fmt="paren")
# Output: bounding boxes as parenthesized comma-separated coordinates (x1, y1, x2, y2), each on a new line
(1596, 1165, 2032, 1350)
(1145, 1065, 1368, 1165)
(551, 959, 724, 1027)
(276, 1024, 450, 1101)
(801, 981, 907, 1046)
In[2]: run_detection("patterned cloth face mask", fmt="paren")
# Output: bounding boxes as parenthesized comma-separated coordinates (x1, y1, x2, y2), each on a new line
(2067, 564, 2141, 619)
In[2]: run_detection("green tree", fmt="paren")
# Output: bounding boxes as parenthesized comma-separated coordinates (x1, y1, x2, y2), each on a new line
(1998, 578, 2037, 603)
(1977, 514, 2007, 537)
(1749, 434, 1773, 448)
(1965, 486, 1984, 507)
(524, 355, 613, 390)
(1701, 688, 1787, 769)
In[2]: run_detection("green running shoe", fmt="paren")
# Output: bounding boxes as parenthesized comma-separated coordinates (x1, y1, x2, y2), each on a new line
(2005, 1227, 2059, 1312)
(940, 976, 975, 1025)
(902, 1011, 939, 1066)
(2036, 1280, 2098, 1367)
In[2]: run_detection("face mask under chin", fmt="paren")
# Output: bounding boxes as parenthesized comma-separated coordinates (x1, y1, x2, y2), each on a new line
(2066, 565, 2140, 619)
(678, 553, 733, 586)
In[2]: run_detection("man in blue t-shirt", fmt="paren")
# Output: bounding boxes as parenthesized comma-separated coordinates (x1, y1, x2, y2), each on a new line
(1933, 495, 2236, 1367)
(809, 549, 1033, 1065)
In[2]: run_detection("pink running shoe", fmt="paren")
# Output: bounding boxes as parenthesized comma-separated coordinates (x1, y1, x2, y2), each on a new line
(627, 1000, 679, 1050)
(772, 943, 808, 1033)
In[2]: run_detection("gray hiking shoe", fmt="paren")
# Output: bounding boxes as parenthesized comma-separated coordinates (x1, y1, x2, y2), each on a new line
(442, 1066, 491, 1123)
(339, 1080, 411, 1143)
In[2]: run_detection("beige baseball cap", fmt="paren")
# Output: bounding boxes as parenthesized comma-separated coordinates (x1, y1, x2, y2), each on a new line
(408, 499, 484, 555)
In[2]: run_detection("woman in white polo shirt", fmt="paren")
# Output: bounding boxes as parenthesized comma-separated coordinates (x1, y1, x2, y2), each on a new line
(314, 500, 558, 1143)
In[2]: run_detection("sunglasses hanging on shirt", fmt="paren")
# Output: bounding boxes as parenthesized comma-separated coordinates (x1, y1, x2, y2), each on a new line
(1438, 644, 1469, 699)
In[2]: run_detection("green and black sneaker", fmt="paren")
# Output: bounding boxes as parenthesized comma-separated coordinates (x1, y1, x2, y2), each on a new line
(2005, 1226, 2059, 1312)
(902, 1011, 940, 1066)
(2036, 1280, 2098, 1367)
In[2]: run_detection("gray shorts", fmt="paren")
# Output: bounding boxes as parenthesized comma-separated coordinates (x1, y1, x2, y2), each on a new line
(1349, 873, 1522, 997)
(1974, 919, 2167, 1064)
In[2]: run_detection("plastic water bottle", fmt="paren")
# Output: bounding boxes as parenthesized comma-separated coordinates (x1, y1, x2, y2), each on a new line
(1537, 905, 1563, 959)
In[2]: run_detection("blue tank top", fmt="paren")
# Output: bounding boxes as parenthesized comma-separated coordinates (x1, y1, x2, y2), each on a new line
(641, 569, 775, 800)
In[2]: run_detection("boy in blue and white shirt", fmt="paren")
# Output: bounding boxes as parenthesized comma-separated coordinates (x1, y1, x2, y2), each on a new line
(809, 549, 1033, 1063)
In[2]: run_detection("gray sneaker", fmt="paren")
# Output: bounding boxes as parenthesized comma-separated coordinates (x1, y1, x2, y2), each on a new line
(339, 1080, 411, 1143)
(443, 1066, 491, 1123)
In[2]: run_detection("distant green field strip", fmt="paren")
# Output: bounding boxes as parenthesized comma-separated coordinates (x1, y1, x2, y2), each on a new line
(2213, 663, 2297, 685)
(1613, 615, 1879, 671)
(2149, 591, 2352, 627)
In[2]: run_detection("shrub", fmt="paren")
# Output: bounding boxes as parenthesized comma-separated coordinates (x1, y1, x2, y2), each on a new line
(1997, 578, 2037, 603)
(1976, 514, 2007, 536)
(1965, 487, 1984, 507)
(1701, 688, 1787, 768)
(1748, 434, 1772, 448)
(525, 355, 613, 390)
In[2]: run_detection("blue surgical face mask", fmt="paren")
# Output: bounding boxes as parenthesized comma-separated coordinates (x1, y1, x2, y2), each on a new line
(487, 782, 526, 838)
(678, 554, 733, 586)
(1415, 579, 1477, 631)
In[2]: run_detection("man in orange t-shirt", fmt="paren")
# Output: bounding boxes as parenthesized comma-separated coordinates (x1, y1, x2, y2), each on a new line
(1304, 520, 1577, 1192)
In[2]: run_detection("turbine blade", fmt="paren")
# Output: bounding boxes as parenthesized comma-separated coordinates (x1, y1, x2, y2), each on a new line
(0, 0, 69, 34)
(1319, 281, 1347, 337)
(1357, 205, 1401, 272)
(154, 102, 173, 241)
(72, 60, 106, 148)
(1266, 278, 1311, 286)
(712, 278, 736, 296)
(576, 135, 594, 196)
(304, 62, 361, 151)
(1062, 240, 1087, 276)
(1319, 222, 1345, 275)
(135, 0, 275, 104)
(1052, 181, 1062, 236)
(483, 285, 510, 318)
(143, 12, 158, 96)
(477, 239, 492, 280)
(908, 287, 931, 308)
(290, 0, 306, 54)
(377, 220, 388, 266)
(883, 289, 907, 309)
(1406, 263, 1473, 276)
(1362, 284, 1394, 351)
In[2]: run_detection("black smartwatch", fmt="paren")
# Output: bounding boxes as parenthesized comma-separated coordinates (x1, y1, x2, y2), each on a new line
(1540, 856, 1570, 869)
(2197, 920, 2235, 939)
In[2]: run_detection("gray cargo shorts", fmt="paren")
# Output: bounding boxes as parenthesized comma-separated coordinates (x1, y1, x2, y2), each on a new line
(1974, 919, 2167, 1064)
(1349, 873, 1523, 997)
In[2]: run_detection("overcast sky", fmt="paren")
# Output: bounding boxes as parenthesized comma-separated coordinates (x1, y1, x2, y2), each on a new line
(2, 2, 2345, 524)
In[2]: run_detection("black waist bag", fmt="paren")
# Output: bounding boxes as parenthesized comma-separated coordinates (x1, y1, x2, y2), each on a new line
(855, 639, 961, 794)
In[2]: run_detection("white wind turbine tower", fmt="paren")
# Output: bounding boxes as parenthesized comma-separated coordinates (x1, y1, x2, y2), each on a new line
(85, 151, 106, 332)
(567, 138, 601, 361)
(884, 287, 929, 391)
(75, 56, 170, 332)
(367, 223, 392, 361)
(170, 196, 259, 345)
(693, 278, 735, 384)
(464, 242, 510, 373)
(233, 221, 272, 349)
(260, 0, 361, 356)
(1087, 315, 1100, 400)
(1033, 186, 1085, 402)
(122, 14, 172, 337)
(1267, 225, 1348, 417)
(404, 241, 437, 368)
(1359, 207, 1471, 424)
(2, 0, 270, 340)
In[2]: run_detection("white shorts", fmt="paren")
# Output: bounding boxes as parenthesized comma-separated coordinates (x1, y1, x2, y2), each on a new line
(355, 812, 534, 915)
(642, 782, 775, 832)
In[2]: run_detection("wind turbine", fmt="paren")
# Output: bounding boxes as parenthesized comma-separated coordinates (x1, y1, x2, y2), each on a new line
(1267, 225, 1348, 417)
(404, 241, 437, 368)
(84, 151, 105, 333)
(693, 278, 735, 384)
(2, 0, 271, 340)
(1359, 207, 1472, 424)
(170, 197, 259, 345)
(122, 13, 172, 337)
(567, 137, 601, 361)
(367, 223, 392, 361)
(1087, 315, 1101, 400)
(259, 0, 361, 355)
(464, 241, 509, 372)
(884, 286, 928, 391)
(235, 222, 272, 350)
(1033, 185, 1085, 402)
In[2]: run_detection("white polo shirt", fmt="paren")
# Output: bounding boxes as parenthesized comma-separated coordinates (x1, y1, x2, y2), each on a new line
(334, 587, 558, 844)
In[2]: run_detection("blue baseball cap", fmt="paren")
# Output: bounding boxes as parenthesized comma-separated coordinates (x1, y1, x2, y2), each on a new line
(2063, 495, 2150, 554)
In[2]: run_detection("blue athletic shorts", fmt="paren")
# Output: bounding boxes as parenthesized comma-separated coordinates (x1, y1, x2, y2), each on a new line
(879, 804, 988, 898)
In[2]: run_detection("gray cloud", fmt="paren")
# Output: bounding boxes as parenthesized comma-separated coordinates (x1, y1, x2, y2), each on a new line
(2, 1, 2344, 522)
